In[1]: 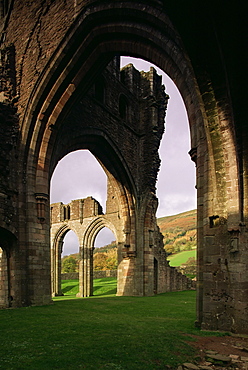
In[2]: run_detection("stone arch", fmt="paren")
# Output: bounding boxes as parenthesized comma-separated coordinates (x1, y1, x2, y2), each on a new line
(3, 0, 243, 332)
(19, 2, 239, 230)
(24, 3, 236, 290)
(51, 224, 80, 297)
(77, 216, 117, 298)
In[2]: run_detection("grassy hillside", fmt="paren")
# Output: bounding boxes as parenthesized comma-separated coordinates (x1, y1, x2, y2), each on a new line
(62, 210, 197, 271)
(168, 249, 196, 267)
(157, 209, 196, 234)
(157, 209, 197, 255)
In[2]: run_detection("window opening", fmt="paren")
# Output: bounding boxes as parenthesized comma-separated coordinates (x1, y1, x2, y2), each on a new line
(93, 228, 116, 269)
(93, 227, 117, 295)
(50, 150, 107, 213)
(120, 56, 196, 218)
(119, 94, 128, 119)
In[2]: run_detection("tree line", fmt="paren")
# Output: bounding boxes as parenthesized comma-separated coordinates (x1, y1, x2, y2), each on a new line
(62, 242, 117, 273)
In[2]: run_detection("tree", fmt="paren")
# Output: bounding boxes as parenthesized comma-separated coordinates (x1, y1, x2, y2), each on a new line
(180, 257, 196, 278)
(93, 252, 108, 270)
(93, 248, 118, 270)
(62, 256, 77, 273)
(105, 248, 118, 269)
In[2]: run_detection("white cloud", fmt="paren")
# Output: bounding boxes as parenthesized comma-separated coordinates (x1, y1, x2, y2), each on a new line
(50, 150, 107, 210)
(157, 194, 196, 219)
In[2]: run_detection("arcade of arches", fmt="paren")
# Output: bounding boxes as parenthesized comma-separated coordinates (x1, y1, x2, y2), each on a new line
(0, 1, 247, 334)
(51, 194, 194, 298)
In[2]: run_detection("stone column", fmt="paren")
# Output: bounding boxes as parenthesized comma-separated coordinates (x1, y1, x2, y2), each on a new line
(51, 239, 64, 296)
(77, 244, 93, 297)
(0, 248, 9, 307)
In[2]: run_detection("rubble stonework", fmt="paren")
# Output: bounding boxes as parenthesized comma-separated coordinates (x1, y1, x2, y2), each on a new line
(0, 1, 247, 334)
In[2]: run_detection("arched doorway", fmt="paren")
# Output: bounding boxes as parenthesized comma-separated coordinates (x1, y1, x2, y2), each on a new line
(93, 227, 117, 294)
(62, 230, 80, 258)
(28, 26, 201, 302)
(51, 225, 80, 296)
(50, 150, 108, 213)
(77, 216, 118, 297)
(11, 1, 242, 332)
(120, 57, 196, 218)
(94, 227, 117, 271)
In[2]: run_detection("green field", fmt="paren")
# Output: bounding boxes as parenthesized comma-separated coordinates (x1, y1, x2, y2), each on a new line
(0, 278, 224, 370)
(167, 249, 196, 267)
(53, 277, 117, 300)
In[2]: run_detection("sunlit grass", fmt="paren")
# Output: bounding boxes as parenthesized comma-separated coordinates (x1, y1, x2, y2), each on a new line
(168, 249, 196, 267)
(52, 277, 117, 301)
(0, 280, 223, 369)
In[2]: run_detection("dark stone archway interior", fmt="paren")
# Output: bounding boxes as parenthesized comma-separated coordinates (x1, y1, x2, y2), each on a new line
(0, 0, 247, 333)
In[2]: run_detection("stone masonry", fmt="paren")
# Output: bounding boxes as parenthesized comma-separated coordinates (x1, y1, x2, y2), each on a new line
(51, 196, 194, 297)
(0, 0, 247, 333)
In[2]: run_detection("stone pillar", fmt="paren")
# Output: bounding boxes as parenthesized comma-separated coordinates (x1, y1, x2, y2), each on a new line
(77, 244, 93, 297)
(51, 239, 64, 296)
(0, 248, 9, 307)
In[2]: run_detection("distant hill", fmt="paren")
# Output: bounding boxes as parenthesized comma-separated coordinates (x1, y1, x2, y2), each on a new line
(157, 209, 196, 233)
(62, 210, 197, 267)
(93, 241, 116, 254)
(157, 209, 197, 255)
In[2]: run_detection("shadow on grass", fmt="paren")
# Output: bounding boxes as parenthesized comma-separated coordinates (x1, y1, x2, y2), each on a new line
(62, 285, 77, 293)
(93, 278, 117, 296)
(93, 286, 117, 296)
(55, 277, 117, 300)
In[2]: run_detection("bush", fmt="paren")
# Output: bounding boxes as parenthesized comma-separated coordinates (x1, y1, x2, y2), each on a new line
(62, 256, 78, 273)
(179, 257, 196, 277)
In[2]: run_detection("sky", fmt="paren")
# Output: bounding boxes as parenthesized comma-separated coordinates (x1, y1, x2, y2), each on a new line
(50, 57, 196, 255)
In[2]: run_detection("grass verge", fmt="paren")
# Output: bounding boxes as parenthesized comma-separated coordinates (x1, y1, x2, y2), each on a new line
(0, 279, 221, 369)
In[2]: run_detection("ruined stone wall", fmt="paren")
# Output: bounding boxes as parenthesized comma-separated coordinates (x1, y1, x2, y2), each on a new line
(51, 196, 122, 297)
(54, 57, 167, 195)
(61, 270, 118, 281)
(1, 1, 75, 120)
(51, 197, 103, 225)
(52, 196, 194, 297)
(0, 0, 247, 333)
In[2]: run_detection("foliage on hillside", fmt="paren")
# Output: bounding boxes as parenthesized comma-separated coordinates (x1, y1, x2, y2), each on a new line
(61, 210, 197, 272)
(61, 241, 117, 272)
(93, 240, 116, 254)
(62, 254, 80, 273)
(157, 209, 197, 255)
(179, 257, 196, 278)
(93, 247, 117, 270)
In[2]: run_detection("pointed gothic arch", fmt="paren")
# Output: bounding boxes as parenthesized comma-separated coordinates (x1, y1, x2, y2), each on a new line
(23, 3, 240, 315)
(51, 224, 79, 296)
(77, 216, 117, 298)
(1, 0, 245, 333)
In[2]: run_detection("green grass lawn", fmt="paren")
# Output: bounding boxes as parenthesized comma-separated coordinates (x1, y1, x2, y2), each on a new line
(0, 278, 222, 370)
(167, 249, 196, 267)
(53, 277, 117, 300)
